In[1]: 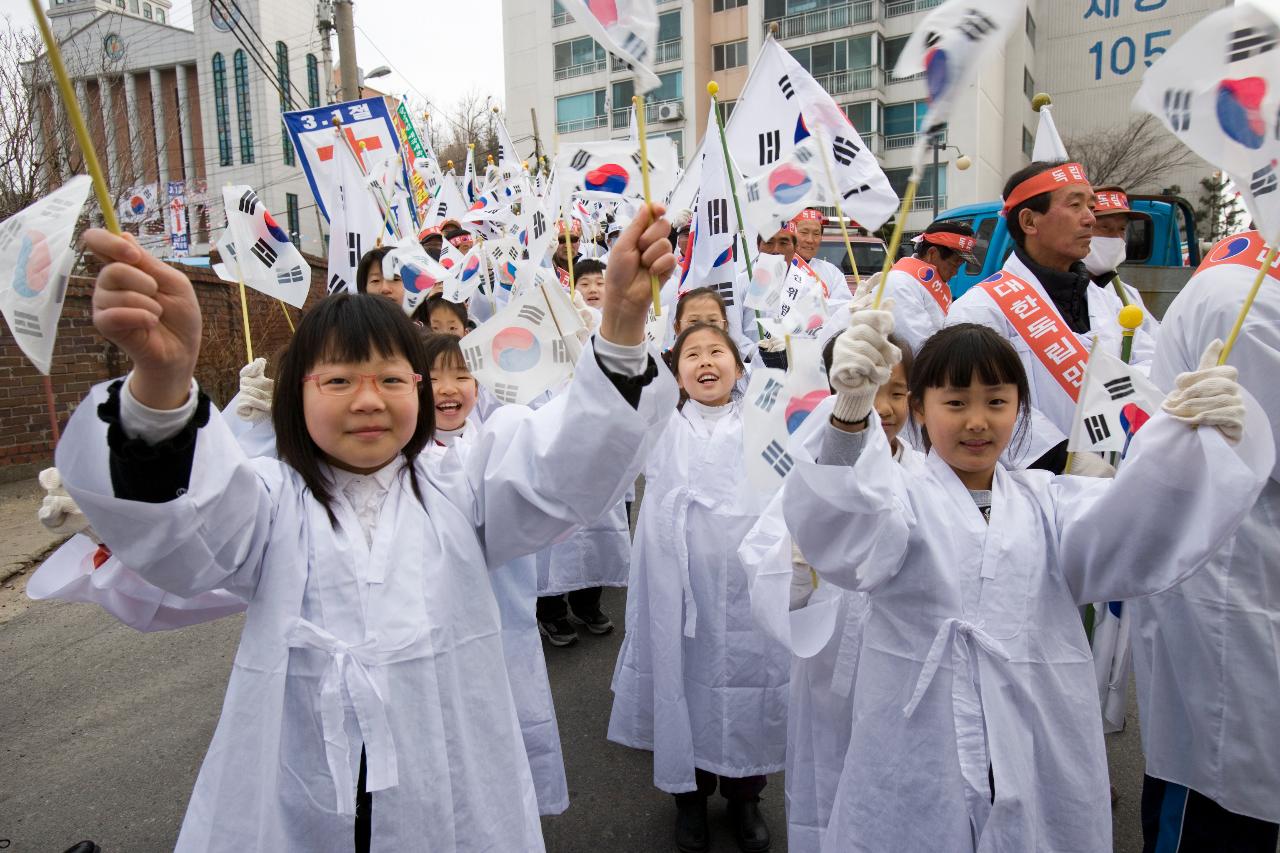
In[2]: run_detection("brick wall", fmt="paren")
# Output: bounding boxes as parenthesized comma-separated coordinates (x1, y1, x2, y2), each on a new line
(0, 252, 331, 482)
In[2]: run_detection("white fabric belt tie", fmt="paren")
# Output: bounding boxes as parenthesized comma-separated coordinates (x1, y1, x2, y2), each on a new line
(286, 617, 400, 816)
(903, 617, 1012, 837)
(658, 486, 713, 639)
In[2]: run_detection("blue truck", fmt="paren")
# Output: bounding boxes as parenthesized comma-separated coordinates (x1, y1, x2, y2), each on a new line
(932, 194, 1201, 319)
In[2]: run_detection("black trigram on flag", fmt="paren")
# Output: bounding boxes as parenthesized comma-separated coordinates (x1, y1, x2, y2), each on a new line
(532, 210, 546, 239)
(754, 377, 784, 413)
(1228, 23, 1278, 63)
(778, 74, 795, 100)
(569, 149, 591, 171)
(794, 145, 814, 165)
(518, 304, 546, 324)
(619, 32, 649, 64)
(711, 278, 736, 308)
(1250, 164, 1277, 197)
(630, 151, 655, 172)
(957, 10, 997, 42)
(758, 130, 781, 166)
(1103, 376, 1134, 401)
(762, 440, 794, 478)
(238, 190, 259, 215)
(327, 273, 347, 294)
(0, 219, 20, 252)
(347, 232, 362, 269)
(436, 200, 449, 218)
(13, 310, 41, 338)
(706, 198, 729, 236)
(843, 184, 873, 200)
(493, 382, 520, 403)
(463, 344, 485, 371)
(746, 183, 761, 203)
(276, 265, 305, 285)
(1085, 414, 1111, 444)
(38, 196, 76, 221)
(551, 338, 571, 364)
(1163, 89, 1193, 132)
(250, 238, 278, 267)
(832, 136, 860, 166)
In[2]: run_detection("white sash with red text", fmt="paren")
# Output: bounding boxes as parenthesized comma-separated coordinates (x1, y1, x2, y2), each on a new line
(977, 271, 1089, 402)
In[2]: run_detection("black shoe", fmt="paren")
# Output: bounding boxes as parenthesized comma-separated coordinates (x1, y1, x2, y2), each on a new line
(63, 844, 102, 853)
(538, 617, 579, 647)
(727, 800, 771, 852)
(675, 796, 710, 853)
(568, 605, 614, 635)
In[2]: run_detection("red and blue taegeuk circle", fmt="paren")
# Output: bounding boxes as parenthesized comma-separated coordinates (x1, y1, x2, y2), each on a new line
(768, 164, 812, 205)
(492, 326, 541, 371)
(585, 163, 629, 194)
(1216, 77, 1268, 150)
(785, 389, 828, 434)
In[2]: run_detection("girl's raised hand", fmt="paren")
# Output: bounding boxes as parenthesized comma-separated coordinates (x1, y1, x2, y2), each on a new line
(84, 229, 202, 409)
(599, 203, 676, 346)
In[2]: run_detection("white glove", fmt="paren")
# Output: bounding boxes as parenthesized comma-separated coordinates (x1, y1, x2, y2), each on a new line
(571, 289, 599, 345)
(1161, 339, 1246, 443)
(36, 467, 99, 542)
(829, 299, 899, 424)
(759, 334, 787, 353)
(234, 358, 273, 424)
(1067, 451, 1116, 478)
(789, 541, 816, 611)
(851, 272, 881, 304)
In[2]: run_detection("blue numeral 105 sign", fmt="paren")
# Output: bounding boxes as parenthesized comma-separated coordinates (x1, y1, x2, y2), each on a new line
(1088, 28, 1172, 79)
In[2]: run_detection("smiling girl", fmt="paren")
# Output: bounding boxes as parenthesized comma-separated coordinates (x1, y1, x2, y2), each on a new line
(782, 310, 1270, 853)
(609, 322, 789, 853)
(57, 208, 678, 853)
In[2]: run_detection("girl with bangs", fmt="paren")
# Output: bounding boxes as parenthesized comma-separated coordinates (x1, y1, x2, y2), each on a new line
(56, 210, 679, 853)
(781, 301, 1269, 852)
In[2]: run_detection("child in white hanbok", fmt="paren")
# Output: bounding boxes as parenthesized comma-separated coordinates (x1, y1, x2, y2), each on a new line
(783, 306, 1270, 853)
(59, 213, 679, 853)
(609, 322, 789, 853)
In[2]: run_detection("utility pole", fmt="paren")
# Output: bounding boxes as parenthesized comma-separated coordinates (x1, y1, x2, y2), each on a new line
(530, 107, 544, 172)
(334, 0, 359, 102)
(317, 1, 336, 104)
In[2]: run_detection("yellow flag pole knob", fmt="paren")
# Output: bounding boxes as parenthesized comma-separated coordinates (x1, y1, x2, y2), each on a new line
(446, 160, 454, 169)
(1031, 93, 1053, 112)
(1118, 304, 1145, 331)
(707, 80, 719, 97)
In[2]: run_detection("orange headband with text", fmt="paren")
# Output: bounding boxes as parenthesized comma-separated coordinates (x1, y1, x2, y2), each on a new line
(921, 231, 977, 254)
(1001, 162, 1090, 216)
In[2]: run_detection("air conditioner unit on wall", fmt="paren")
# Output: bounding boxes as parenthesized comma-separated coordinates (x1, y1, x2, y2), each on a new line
(656, 101, 684, 122)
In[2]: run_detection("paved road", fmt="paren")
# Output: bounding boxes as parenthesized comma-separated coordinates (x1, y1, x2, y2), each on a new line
(0, 576, 1157, 853)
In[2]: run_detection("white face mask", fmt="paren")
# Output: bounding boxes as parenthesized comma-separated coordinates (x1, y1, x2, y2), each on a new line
(1084, 235, 1127, 276)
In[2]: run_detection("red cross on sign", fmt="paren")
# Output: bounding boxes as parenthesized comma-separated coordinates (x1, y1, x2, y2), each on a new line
(317, 126, 384, 169)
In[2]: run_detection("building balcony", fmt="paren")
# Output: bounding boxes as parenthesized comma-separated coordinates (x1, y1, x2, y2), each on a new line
(765, 1, 875, 40)
(884, 0, 943, 18)
(911, 194, 946, 212)
(556, 115, 608, 134)
(655, 39, 682, 64)
(885, 70, 925, 83)
(884, 128, 944, 151)
(814, 66, 879, 96)
(554, 59, 607, 81)
(552, 10, 571, 26)
(611, 98, 683, 129)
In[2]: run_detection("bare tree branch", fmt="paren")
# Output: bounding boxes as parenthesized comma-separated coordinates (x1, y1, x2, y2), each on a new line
(1065, 114, 1198, 191)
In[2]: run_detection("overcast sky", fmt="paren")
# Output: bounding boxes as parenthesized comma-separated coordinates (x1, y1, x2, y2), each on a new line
(0, 0, 506, 113)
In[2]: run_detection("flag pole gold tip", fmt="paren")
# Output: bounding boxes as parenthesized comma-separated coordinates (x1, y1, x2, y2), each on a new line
(707, 81, 719, 97)
(1031, 93, 1053, 112)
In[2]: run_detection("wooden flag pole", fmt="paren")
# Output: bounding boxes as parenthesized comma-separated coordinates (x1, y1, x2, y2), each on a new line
(42, 376, 59, 442)
(29, 0, 119, 234)
(279, 301, 295, 334)
(872, 178, 919, 308)
(812, 126, 863, 289)
(223, 184, 255, 362)
(632, 95, 663, 317)
(1218, 240, 1279, 365)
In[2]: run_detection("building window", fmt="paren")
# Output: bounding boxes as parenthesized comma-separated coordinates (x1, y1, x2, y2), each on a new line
(212, 52, 233, 167)
(652, 70, 682, 104)
(552, 0, 571, 26)
(1024, 67, 1035, 103)
(883, 35, 909, 73)
(306, 53, 321, 107)
(234, 49, 254, 164)
(886, 164, 945, 201)
(788, 34, 873, 77)
(286, 192, 300, 248)
(883, 100, 927, 138)
(553, 36, 606, 80)
(657, 10, 681, 63)
(555, 89, 607, 133)
(844, 100, 875, 132)
(129, 0, 138, 11)
(142, 2, 151, 18)
(1022, 126, 1034, 160)
(713, 40, 748, 71)
(612, 79, 634, 128)
(717, 99, 735, 124)
(713, 0, 747, 10)
(276, 41, 294, 166)
(115, 0, 124, 8)
(650, 130, 684, 167)
(155, 7, 164, 22)
(1026, 9, 1037, 45)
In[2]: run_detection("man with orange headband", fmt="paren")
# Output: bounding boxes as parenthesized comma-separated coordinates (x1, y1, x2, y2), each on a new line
(947, 160, 1155, 473)
(878, 220, 978, 352)
(1085, 185, 1159, 337)
(792, 209, 854, 310)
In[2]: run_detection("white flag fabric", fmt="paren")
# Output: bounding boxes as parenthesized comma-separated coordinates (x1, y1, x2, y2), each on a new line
(555, 138, 679, 204)
(117, 182, 159, 224)
(1091, 600, 1132, 734)
(742, 337, 830, 491)
(464, 147, 479, 205)
(1033, 104, 1070, 161)
(741, 138, 834, 237)
(442, 243, 489, 304)
(744, 251, 790, 312)
(555, 0, 660, 92)
(221, 186, 312, 308)
(1134, 1, 1280, 239)
(0, 175, 90, 374)
(459, 284, 582, 405)
(383, 237, 448, 314)
(494, 112, 522, 168)
(685, 110, 740, 291)
(1067, 347, 1163, 453)
(894, 0, 1025, 143)
(326, 131, 387, 295)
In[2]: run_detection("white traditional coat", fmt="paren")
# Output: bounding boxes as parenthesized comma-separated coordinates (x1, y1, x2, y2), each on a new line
(535, 499, 630, 595)
(946, 251, 1157, 464)
(608, 401, 790, 792)
(57, 344, 676, 853)
(783, 404, 1271, 853)
(880, 259, 949, 354)
(1135, 245, 1280, 822)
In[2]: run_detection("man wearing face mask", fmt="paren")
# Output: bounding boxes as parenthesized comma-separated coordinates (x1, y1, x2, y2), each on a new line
(1085, 186, 1161, 337)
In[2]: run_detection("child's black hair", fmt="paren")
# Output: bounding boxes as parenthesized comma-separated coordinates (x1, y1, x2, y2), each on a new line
(907, 323, 1031, 454)
(822, 331, 914, 395)
(356, 246, 394, 293)
(273, 293, 431, 523)
(411, 294, 469, 330)
(574, 258, 606, 277)
(420, 331, 469, 373)
(669, 322, 744, 410)
(674, 287, 729, 330)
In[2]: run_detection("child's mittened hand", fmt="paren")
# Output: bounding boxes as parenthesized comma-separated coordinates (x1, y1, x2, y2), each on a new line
(829, 303, 900, 424)
(85, 229, 202, 409)
(235, 358, 273, 424)
(36, 466, 92, 536)
(599, 204, 676, 346)
(1161, 339, 1246, 443)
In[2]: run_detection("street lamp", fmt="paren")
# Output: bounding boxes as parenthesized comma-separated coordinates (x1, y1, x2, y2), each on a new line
(930, 130, 971, 219)
(365, 65, 392, 80)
